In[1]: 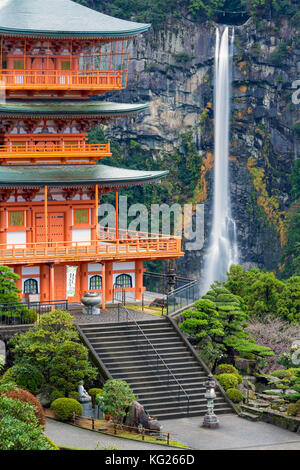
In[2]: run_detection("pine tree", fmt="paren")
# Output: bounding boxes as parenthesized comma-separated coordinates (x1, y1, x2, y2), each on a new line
(180, 285, 273, 369)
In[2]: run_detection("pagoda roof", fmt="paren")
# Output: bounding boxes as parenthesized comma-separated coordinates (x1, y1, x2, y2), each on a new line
(0, 164, 168, 188)
(0, 0, 150, 39)
(0, 101, 149, 119)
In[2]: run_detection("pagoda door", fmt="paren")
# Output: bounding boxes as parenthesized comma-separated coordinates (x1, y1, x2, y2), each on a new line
(35, 212, 65, 246)
(31, 56, 55, 85)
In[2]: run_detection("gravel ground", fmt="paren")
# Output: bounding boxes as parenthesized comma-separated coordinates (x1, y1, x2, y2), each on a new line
(160, 414, 300, 450)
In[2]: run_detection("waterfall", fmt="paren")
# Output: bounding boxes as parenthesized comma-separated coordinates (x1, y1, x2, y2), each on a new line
(201, 26, 238, 295)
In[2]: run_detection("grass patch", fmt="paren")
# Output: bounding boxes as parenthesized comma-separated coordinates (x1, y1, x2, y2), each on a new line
(45, 412, 189, 448)
(126, 304, 166, 317)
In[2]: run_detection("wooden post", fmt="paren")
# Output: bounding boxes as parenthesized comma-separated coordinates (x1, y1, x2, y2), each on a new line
(44, 185, 48, 246)
(24, 39, 26, 74)
(115, 191, 119, 239)
(102, 263, 106, 310)
(49, 264, 55, 306)
(135, 260, 143, 301)
(105, 261, 113, 302)
(95, 184, 99, 241)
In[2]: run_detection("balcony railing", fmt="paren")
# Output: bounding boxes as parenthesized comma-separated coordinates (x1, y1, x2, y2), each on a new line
(98, 227, 174, 241)
(0, 236, 183, 265)
(0, 142, 111, 163)
(0, 70, 126, 91)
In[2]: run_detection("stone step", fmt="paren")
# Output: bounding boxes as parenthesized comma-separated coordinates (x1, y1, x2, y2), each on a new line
(104, 358, 199, 368)
(239, 412, 260, 422)
(152, 406, 232, 420)
(90, 336, 180, 346)
(77, 317, 234, 419)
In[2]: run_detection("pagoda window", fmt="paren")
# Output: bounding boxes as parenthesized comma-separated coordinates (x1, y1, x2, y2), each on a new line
(61, 61, 71, 71)
(116, 274, 132, 289)
(24, 279, 38, 295)
(75, 209, 89, 225)
(9, 211, 24, 227)
(13, 60, 24, 70)
(89, 275, 102, 290)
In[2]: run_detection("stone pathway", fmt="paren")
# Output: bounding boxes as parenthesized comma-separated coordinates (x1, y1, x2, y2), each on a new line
(160, 415, 300, 450)
(46, 414, 300, 450)
(73, 306, 162, 324)
(45, 419, 174, 450)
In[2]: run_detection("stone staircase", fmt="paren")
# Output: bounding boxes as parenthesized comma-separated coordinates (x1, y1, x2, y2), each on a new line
(77, 317, 234, 420)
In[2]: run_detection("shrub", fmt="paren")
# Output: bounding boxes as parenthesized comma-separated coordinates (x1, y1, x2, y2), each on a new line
(48, 341, 97, 396)
(174, 52, 191, 64)
(50, 390, 65, 404)
(1, 364, 44, 394)
(6, 388, 46, 427)
(50, 398, 83, 422)
(68, 391, 79, 400)
(271, 369, 293, 378)
(216, 373, 239, 391)
(88, 388, 103, 407)
(22, 309, 38, 324)
(0, 383, 53, 450)
(226, 388, 244, 403)
(216, 364, 239, 375)
(286, 402, 300, 417)
(101, 380, 136, 423)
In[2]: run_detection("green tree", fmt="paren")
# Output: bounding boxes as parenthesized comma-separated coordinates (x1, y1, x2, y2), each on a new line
(277, 276, 300, 323)
(0, 265, 36, 324)
(224, 265, 300, 323)
(101, 380, 136, 423)
(180, 286, 273, 369)
(0, 383, 54, 450)
(48, 341, 97, 396)
(0, 265, 22, 304)
(179, 299, 226, 367)
(10, 310, 96, 385)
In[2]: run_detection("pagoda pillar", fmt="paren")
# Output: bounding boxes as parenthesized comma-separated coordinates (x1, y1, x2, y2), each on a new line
(102, 263, 106, 310)
(135, 260, 144, 301)
(80, 262, 88, 298)
(40, 264, 49, 301)
(49, 264, 55, 307)
(0, 209, 6, 246)
(105, 261, 113, 302)
(44, 186, 48, 245)
(115, 191, 119, 238)
(66, 205, 73, 245)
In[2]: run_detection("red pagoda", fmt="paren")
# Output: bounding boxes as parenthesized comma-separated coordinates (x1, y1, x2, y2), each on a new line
(0, 0, 183, 307)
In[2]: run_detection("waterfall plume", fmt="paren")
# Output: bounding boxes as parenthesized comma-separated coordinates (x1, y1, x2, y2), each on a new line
(201, 26, 238, 295)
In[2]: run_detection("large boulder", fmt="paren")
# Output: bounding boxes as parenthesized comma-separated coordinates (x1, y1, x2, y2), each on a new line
(125, 400, 161, 433)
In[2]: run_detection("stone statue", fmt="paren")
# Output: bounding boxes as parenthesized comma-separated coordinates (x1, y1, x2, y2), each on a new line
(78, 381, 91, 403)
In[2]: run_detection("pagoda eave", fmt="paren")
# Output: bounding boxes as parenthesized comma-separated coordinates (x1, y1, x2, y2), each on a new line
(0, 0, 150, 39)
(0, 102, 149, 120)
(0, 164, 168, 188)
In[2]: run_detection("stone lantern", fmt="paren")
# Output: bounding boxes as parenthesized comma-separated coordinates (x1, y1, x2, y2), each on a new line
(202, 373, 219, 429)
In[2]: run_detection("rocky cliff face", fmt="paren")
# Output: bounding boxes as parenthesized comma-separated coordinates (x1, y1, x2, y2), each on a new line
(105, 16, 300, 278)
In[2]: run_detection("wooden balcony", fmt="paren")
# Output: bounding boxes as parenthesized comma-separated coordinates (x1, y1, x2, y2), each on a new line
(0, 236, 183, 265)
(0, 142, 111, 164)
(0, 70, 126, 91)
